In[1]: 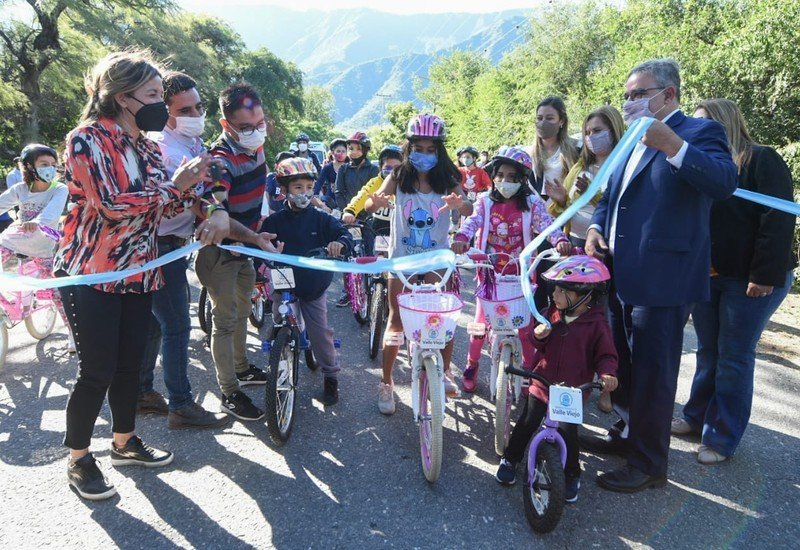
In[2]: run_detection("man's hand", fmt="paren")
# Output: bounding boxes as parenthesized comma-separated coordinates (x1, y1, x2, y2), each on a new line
(255, 232, 284, 254)
(327, 241, 344, 257)
(20, 221, 38, 233)
(600, 375, 618, 394)
(642, 119, 684, 158)
(746, 282, 774, 298)
(342, 212, 357, 225)
(544, 178, 567, 207)
(585, 227, 609, 260)
(194, 210, 230, 245)
(533, 323, 552, 340)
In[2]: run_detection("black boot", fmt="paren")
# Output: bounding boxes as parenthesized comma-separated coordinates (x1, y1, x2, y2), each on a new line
(322, 377, 339, 406)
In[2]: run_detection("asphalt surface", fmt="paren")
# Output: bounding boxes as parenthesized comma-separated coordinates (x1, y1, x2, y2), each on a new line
(1, 268, 799, 549)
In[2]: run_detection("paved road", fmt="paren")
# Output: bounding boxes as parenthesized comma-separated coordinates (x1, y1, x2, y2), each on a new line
(1, 269, 799, 549)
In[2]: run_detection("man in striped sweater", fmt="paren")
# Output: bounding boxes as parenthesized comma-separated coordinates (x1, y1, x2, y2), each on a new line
(195, 82, 271, 422)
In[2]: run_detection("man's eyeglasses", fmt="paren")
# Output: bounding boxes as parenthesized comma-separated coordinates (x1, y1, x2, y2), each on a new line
(231, 122, 267, 136)
(623, 87, 664, 102)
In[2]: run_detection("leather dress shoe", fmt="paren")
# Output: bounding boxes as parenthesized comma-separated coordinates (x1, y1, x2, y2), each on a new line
(578, 432, 629, 456)
(597, 464, 667, 493)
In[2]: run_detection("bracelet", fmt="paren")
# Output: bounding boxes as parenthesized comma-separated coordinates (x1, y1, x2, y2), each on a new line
(205, 204, 224, 219)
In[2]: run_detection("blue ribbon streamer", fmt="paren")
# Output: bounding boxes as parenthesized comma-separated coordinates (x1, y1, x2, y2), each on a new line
(733, 188, 800, 217)
(519, 117, 655, 329)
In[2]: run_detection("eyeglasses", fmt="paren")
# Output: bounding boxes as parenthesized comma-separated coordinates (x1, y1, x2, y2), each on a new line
(623, 87, 664, 102)
(231, 121, 267, 136)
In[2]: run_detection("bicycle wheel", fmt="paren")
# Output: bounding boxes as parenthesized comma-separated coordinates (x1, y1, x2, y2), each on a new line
(368, 280, 386, 359)
(25, 298, 57, 340)
(419, 356, 444, 482)
(198, 287, 212, 335)
(352, 273, 369, 326)
(494, 344, 514, 457)
(265, 326, 299, 444)
(249, 290, 266, 329)
(523, 442, 566, 533)
(304, 348, 318, 371)
(0, 323, 8, 370)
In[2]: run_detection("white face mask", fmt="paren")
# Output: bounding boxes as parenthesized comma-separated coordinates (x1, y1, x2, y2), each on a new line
(496, 181, 521, 199)
(174, 114, 206, 138)
(36, 166, 57, 183)
(298, 143, 308, 152)
(233, 128, 266, 151)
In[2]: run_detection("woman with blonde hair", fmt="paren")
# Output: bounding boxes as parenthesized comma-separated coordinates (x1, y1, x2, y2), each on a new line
(527, 96, 579, 200)
(56, 50, 215, 500)
(547, 106, 625, 248)
(672, 98, 796, 464)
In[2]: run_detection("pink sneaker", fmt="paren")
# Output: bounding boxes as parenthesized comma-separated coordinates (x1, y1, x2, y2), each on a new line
(462, 363, 479, 394)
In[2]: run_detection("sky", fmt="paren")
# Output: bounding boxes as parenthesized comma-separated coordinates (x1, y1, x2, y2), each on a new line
(178, 0, 548, 15)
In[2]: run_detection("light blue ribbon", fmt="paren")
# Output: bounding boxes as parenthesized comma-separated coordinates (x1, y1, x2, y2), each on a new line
(519, 117, 655, 329)
(733, 188, 800, 217)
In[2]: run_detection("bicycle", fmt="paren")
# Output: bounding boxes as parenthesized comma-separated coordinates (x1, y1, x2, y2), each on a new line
(464, 252, 537, 457)
(367, 227, 391, 359)
(0, 229, 61, 369)
(261, 247, 340, 444)
(504, 365, 603, 533)
(343, 222, 370, 326)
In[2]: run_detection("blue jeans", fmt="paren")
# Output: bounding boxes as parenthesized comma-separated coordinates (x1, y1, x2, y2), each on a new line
(139, 241, 193, 411)
(683, 272, 792, 456)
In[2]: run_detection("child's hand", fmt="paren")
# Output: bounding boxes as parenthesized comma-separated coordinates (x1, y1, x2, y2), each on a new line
(533, 323, 551, 340)
(439, 192, 464, 214)
(327, 241, 344, 257)
(556, 240, 572, 256)
(342, 212, 356, 225)
(370, 193, 391, 209)
(600, 375, 618, 393)
(451, 240, 469, 254)
(20, 221, 38, 233)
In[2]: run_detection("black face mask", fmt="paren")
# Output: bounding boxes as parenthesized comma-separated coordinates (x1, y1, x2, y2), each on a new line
(127, 95, 169, 132)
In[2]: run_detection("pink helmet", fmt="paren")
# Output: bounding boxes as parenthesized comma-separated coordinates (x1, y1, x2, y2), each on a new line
(542, 255, 610, 290)
(490, 145, 533, 176)
(406, 113, 447, 141)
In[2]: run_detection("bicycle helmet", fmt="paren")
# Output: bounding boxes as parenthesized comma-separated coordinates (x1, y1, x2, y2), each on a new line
(346, 131, 371, 150)
(275, 157, 318, 180)
(296, 132, 310, 143)
(329, 137, 347, 150)
(456, 146, 479, 157)
(542, 255, 610, 314)
(406, 113, 446, 141)
(274, 150, 295, 165)
(20, 143, 58, 166)
(378, 144, 403, 164)
(487, 146, 533, 177)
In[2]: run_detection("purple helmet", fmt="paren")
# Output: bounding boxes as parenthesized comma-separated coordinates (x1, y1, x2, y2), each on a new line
(490, 146, 533, 176)
(406, 113, 447, 141)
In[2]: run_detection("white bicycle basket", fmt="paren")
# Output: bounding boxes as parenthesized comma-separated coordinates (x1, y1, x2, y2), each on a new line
(397, 291, 463, 349)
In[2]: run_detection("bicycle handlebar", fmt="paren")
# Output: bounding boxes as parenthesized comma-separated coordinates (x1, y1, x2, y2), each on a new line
(504, 366, 604, 392)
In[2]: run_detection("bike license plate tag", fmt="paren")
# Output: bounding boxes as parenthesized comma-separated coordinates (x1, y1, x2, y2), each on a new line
(548, 385, 583, 424)
(348, 227, 362, 240)
(272, 267, 296, 290)
(375, 235, 390, 252)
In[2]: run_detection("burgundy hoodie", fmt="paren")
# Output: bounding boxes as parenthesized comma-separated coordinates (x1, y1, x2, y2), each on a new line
(527, 304, 618, 404)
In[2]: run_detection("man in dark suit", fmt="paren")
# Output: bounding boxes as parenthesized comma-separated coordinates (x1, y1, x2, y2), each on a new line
(583, 59, 737, 492)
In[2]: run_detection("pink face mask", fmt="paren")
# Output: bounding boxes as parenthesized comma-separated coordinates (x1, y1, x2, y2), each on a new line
(333, 152, 347, 162)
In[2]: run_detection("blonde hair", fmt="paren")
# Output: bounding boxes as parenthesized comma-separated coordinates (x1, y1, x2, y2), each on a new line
(579, 106, 625, 168)
(530, 96, 579, 181)
(695, 98, 753, 171)
(80, 50, 165, 125)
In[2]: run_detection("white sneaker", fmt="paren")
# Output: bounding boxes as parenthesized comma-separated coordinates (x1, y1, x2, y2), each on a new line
(378, 382, 395, 415)
(67, 332, 76, 354)
(443, 370, 460, 398)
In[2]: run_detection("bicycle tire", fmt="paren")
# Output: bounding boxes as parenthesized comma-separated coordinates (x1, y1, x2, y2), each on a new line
(25, 300, 56, 340)
(265, 326, 299, 444)
(0, 323, 8, 370)
(352, 273, 369, 326)
(523, 442, 566, 533)
(249, 291, 266, 329)
(368, 280, 386, 360)
(419, 356, 444, 482)
(304, 348, 318, 371)
(494, 344, 513, 457)
(198, 287, 212, 335)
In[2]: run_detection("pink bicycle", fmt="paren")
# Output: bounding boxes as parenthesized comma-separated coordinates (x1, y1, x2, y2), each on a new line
(0, 246, 60, 369)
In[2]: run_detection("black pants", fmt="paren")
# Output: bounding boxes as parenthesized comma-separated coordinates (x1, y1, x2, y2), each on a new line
(504, 395, 581, 478)
(60, 285, 152, 450)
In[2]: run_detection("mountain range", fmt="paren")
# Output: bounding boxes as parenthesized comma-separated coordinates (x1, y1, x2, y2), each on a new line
(181, 4, 535, 129)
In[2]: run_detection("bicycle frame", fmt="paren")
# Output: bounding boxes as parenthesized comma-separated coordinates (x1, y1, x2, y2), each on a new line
(0, 258, 54, 325)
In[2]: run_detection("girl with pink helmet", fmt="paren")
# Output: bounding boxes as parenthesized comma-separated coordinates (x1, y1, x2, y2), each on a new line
(495, 254, 618, 504)
(364, 113, 473, 415)
(452, 146, 572, 393)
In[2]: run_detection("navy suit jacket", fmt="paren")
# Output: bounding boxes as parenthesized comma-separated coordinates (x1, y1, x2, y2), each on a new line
(590, 111, 737, 307)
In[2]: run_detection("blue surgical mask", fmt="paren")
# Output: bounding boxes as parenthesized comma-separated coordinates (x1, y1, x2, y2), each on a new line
(409, 151, 438, 173)
(36, 166, 57, 183)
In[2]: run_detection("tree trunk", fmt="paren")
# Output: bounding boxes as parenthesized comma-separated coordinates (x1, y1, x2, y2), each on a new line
(20, 69, 42, 144)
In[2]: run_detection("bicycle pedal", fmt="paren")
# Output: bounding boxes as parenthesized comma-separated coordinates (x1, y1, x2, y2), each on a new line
(261, 341, 272, 352)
